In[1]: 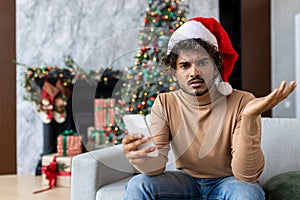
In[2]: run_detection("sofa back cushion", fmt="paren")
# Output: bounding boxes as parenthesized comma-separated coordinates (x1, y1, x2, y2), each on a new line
(260, 117, 300, 185)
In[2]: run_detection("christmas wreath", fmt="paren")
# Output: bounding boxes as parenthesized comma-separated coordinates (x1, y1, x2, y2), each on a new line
(20, 56, 122, 124)
(20, 56, 76, 124)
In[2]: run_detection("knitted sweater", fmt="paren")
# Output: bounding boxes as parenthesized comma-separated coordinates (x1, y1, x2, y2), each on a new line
(131, 87, 265, 183)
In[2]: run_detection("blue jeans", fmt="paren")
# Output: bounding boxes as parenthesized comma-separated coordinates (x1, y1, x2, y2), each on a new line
(123, 170, 265, 200)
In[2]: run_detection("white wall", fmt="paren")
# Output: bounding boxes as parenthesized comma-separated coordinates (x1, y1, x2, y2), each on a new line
(271, 0, 300, 117)
(16, 0, 219, 174)
(296, 14, 300, 118)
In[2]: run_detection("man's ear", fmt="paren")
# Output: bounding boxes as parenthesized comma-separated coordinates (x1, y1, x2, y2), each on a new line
(214, 69, 219, 78)
(171, 69, 177, 81)
(173, 75, 177, 82)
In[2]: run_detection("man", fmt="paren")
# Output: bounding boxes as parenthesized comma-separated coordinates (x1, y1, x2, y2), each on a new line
(122, 17, 296, 199)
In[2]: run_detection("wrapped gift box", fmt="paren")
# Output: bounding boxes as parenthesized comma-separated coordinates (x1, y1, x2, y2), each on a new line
(86, 126, 111, 151)
(42, 154, 72, 187)
(94, 98, 115, 129)
(87, 126, 107, 144)
(57, 133, 82, 157)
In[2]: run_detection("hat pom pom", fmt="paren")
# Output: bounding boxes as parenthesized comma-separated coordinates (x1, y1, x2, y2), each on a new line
(217, 81, 232, 96)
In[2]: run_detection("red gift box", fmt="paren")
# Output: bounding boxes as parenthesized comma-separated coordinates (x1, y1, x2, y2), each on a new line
(94, 98, 115, 129)
(57, 130, 82, 157)
(42, 154, 72, 188)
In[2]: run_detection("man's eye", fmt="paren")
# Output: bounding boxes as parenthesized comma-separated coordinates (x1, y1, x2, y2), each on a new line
(180, 63, 190, 69)
(199, 60, 209, 66)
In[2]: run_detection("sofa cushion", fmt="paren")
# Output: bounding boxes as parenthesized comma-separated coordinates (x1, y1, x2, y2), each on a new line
(264, 171, 300, 200)
(260, 118, 300, 185)
(96, 176, 133, 200)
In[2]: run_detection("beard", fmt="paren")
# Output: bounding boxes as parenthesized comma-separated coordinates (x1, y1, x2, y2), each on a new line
(178, 77, 215, 96)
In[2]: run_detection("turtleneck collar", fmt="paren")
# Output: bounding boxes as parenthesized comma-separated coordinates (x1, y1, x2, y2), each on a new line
(176, 85, 223, 106)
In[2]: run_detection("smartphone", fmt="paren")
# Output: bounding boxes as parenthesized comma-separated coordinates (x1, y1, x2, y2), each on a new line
(123, 114, 158, 157)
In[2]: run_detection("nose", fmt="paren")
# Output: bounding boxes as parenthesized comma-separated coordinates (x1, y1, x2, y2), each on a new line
(189, 64, 200, 77)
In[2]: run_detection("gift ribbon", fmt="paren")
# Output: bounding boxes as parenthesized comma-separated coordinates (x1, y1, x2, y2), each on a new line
(60, 130, 74, 156)
(33, 157, 57, 194)
(57, 171, 72, 176)
(33, 156, 72, 194)
(91, 129, 105, 144)
(95, 99, 115, 127)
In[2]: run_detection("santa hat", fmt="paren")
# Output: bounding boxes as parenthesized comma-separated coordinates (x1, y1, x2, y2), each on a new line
(167, 17, 238, 95)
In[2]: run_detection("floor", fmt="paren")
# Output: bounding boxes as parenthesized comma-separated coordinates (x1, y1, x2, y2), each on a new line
(0, 174, 70, 200)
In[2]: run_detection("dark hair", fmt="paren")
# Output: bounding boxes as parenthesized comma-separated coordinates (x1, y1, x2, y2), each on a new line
(160, 38, 223, 75)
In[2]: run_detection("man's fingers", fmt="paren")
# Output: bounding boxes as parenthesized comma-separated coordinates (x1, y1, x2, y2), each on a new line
(243, 80, 296, 116)
(277, 80, 287, 94)
(122, 135, 151, 153)
(266, 81, 297, 108)
(123, 139, 142, 152)
(126, 147, 156, 159)
(281, 81, 297, 99)
(273, 81, 296, 102)
(124, 138, 147, 152)
(122, 134, 143, 145)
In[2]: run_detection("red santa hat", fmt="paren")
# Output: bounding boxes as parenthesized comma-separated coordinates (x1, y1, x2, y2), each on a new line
(167, 17, 238, 95)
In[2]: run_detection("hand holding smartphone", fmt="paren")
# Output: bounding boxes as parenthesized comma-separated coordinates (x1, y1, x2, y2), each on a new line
(123, 114, 158, 157)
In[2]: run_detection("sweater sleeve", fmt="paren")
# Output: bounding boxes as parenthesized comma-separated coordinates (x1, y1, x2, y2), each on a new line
(129, 94, 171, 175)
(231, 94, 265, 183)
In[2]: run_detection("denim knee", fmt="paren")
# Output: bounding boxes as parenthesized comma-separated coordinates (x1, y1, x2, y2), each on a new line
(215, 177, 265, 200)
(125, 174, 156, 198)
(126, 174, 149, 188)
(124, 172, 201, 200)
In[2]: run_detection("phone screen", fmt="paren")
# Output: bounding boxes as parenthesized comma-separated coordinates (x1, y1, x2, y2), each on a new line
(123, 114, 158, 157)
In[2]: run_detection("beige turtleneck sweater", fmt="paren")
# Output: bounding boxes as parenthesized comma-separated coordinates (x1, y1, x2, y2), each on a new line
(130, 88, 265, 183)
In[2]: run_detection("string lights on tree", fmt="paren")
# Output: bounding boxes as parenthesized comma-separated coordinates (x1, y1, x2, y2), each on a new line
(114, 0, 188, 130)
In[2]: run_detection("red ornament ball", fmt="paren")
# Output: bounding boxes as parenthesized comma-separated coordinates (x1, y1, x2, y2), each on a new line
(141, 46, 148, 53)
(149, 96, 156, 101)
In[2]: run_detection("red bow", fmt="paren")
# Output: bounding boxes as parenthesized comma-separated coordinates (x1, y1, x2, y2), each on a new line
(43, 157, 57, 188)
(33, 157, 57, 194)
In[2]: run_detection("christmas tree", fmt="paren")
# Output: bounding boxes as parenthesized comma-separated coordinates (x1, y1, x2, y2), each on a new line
(114, 0, 188, 130)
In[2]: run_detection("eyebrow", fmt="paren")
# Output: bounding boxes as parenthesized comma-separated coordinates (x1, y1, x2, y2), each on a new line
(178, 61, 190, 65)
(178, 57, 210, 65)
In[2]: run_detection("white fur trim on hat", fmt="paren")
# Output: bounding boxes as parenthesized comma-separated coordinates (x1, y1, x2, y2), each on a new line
(217, 82, 232, 96)
(214, 75, 233, 96)
(167, 20, 218, 55)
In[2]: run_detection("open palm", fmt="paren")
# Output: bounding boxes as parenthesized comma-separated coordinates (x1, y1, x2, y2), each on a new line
(243, 81, 297, 116)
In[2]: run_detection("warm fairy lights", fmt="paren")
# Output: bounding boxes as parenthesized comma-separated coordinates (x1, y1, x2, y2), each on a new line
(114, 0, 187, 128)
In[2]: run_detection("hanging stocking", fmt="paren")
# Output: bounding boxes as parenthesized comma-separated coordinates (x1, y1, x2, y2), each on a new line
(37, 79, 59, 123)
(55, 78, 72, 97)
(53, 79, 70, 123)
(53, 95, 67, 123)
(36, 88, 52, 124)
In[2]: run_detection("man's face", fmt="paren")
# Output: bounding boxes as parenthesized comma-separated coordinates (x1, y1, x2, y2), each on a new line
(174, 49, 216, 96)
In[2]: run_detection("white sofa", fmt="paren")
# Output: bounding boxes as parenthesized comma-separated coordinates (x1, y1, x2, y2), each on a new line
(71, 118, 300, 200)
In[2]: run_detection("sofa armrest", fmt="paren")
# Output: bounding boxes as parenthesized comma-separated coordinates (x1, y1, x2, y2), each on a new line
(71, 144, 136, 200)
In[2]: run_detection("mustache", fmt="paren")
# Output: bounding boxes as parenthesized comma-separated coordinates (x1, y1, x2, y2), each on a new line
(188, 77, 205, 85)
